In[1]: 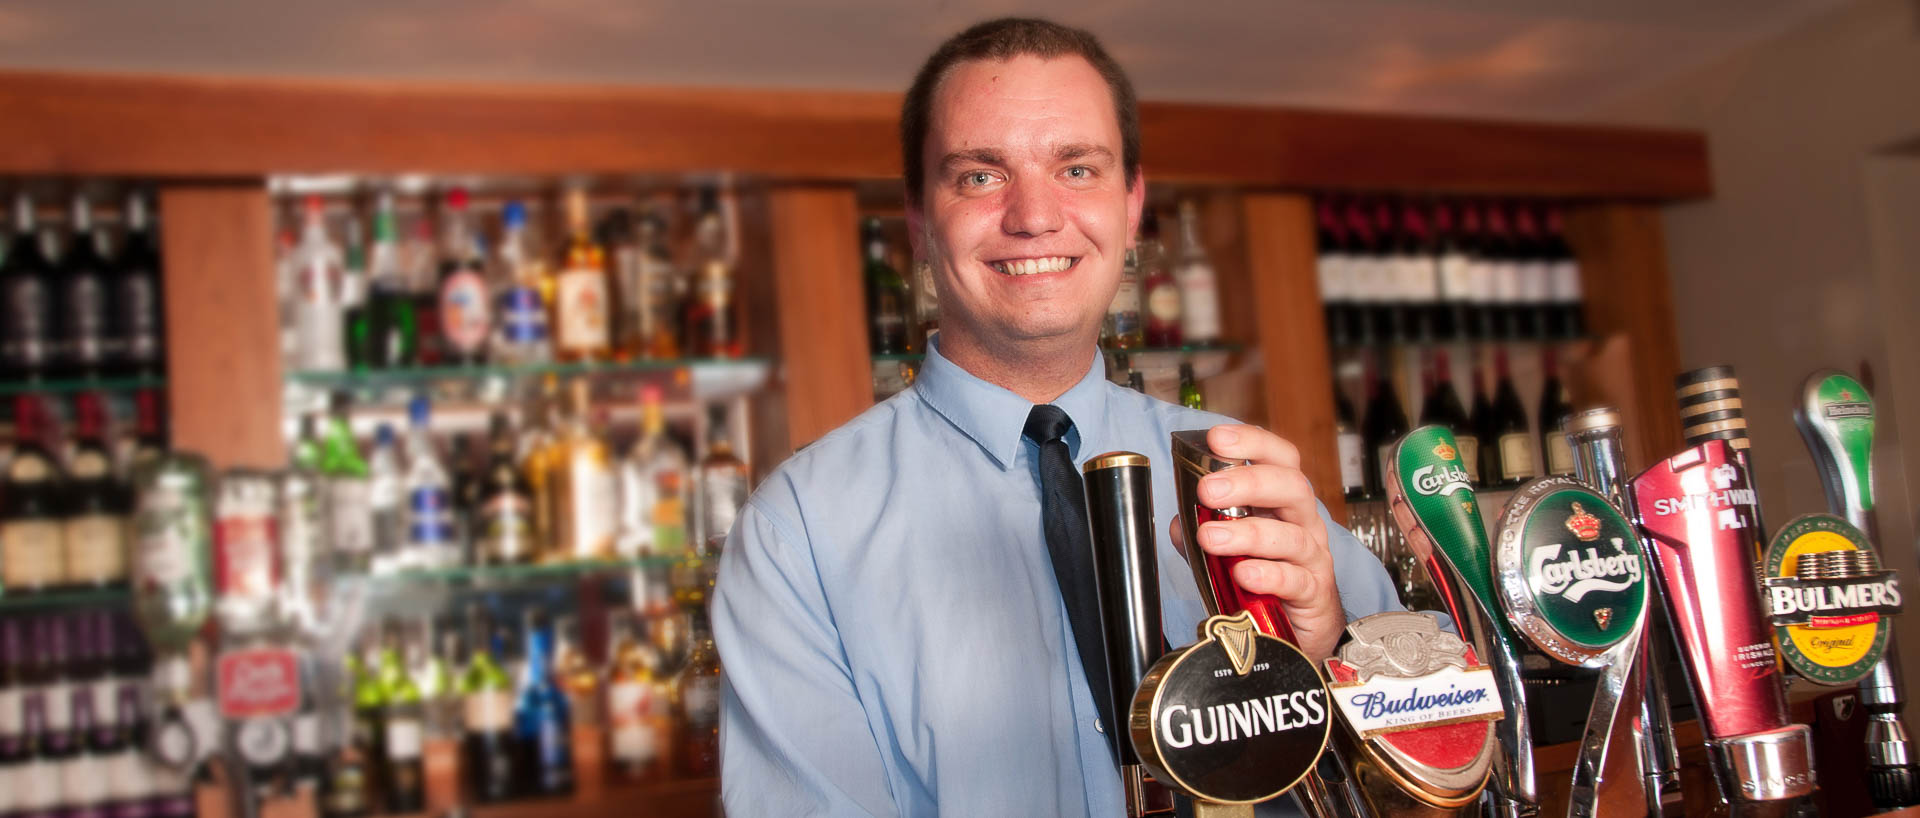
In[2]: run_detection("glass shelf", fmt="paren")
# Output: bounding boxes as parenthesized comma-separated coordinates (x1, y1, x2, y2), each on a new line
(0, 586, 132, 612)
(873, 344, 1242, 363)
(0, 375, 167, 397)
(355, 556, 682, 589)
(288, 357, 770, 393)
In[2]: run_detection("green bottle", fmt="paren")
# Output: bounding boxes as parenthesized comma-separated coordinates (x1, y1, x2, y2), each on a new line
(320, 392, 373, 573)
(348, 651, 387, 806)
(1179, 361, 1205, 410)
(378, 635, 427, 813)
(366, 192, 418, 369)
(292, 413, 324, 472)
(460, 607, 518, 803)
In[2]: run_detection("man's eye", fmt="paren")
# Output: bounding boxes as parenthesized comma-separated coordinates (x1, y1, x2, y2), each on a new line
(1066, 166, 1091, 179)
(961, 171, 997, 187)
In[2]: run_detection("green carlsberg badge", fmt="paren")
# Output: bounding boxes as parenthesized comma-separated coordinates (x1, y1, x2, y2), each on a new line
(1495, 478, 1647, 666)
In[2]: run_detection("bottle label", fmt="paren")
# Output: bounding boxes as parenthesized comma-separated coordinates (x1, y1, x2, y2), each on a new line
(215, 512, 277, 601)
(110, 748, 150, 801)
(1336, 432, 1364, 491)
(683, 675, 721, 727)
(236, 718, 291, 766)
(479, 492, 535, 562)
(1437, 253, 1472, 302)
(42, 681, 73, 732)
(1495, 263, 1522, 305)
(463, 690, 513, 732)
(1498, 433, 1535, 480)
(133, 479, 201, 589)
(65, 513, 129, 585)
(438, 270, 491, 355)
(407, 486, 456, 546)
(1456, 435, 1482, 484)
(498, 286, 549, 343)
(90, 680, 116, 739)
(1146, 282, 1182, 324)
(555, 268, 610, 351)
(118, 274, 161, 365)
(293, 712, 322, 753)
(1316, 256, 1346, 302)
(71, 449, 111, 479)
(2, 519, 65, 589)
(608, 681, 659, 763)
(20, 758, 61, 808)
(700, 471, 747, 552)
(1, 276, 51, 369)
(1551, 260, 1583, 303)
(0, 687, 20, 737)
(1177, 262, 1221, 342)
(386, 717, 423, 759)
(1110, 276, 1143, 318)
(328, 478, 374, 554)
(1521, 261, 1552, 304)
(65, 273, 109, 365)
(1545, 433, 1575, 476)
(568, 459, 618, 559)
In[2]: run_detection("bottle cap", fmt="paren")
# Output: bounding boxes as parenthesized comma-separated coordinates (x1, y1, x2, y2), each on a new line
(409, 395, 431, 427)
(503, 200, 525, 227)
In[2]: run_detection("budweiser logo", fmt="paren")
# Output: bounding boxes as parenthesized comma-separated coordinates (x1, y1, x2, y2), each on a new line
(1529, 540, 1642, 602)
(1410, 464, 1471, 498)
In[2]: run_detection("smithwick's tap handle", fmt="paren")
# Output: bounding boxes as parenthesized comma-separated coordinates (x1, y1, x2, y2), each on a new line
(1169, 431, 1293, 642)
(1083, 452, 1176, 816)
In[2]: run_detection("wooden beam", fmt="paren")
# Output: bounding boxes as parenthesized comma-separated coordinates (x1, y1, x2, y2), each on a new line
(766, 186, 871, 449)
(1239, 193, 1345, 518)
(0, 69, 1708, 200)
(1564, 205, 1686, 468)
(158, 184, 283, 470)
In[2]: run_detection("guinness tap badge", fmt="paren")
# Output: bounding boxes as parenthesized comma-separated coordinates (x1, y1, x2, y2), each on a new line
(1762, 514, 1902, 686)
(1324, 612, 1503, 814)
(1130, 611, 1332, 806)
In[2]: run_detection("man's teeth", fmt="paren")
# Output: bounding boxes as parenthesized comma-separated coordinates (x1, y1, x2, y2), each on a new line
(992, 257, 1075, 276)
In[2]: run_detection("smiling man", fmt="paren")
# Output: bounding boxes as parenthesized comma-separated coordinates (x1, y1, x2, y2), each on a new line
(711, 18, 1402, 817)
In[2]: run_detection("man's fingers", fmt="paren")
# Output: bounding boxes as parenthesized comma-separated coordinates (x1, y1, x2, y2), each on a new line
(1168, 515, 1187, 559)
(1232, 559, 1321, 606)
(1198, 463, 1321, 530)
(1207, 424, 1300, 470)
(1196, 517, 1322, 565)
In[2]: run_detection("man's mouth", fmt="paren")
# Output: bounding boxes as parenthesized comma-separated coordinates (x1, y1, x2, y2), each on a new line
(989, 256, 1080, 276)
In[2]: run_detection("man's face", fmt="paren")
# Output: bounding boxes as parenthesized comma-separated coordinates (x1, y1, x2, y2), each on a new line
(908, 54, 1144, 358)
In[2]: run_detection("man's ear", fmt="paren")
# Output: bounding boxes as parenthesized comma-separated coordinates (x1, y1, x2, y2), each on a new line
(1127, 167, 1147, 249)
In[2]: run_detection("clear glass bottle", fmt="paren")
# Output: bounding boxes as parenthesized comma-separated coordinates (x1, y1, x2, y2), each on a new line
(1173, 199, 1222, 346)
(291, 196, 347, 372)
(366, 424, 403, 575)
(401, 397, 457, 570)
(1102, 246, 1144, 350)
(605, 609, 668, 782)
(551, 188, 612, 363)
(552, 378, 616, 562)
(691, 405, 748, 558)
(491, 200, 552, 366)
(616, 386, 688, 559)
(672, 608, 721, 778)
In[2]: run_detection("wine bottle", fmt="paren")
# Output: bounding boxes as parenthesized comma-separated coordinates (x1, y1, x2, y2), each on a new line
(64, 393, 131, 589)
(1511, 204, 1549, 342)
(862, 217, 910, 356)
(1396, 199, 1439, 344)
(514, 609, 573, 797)
(1543, 207, 1584, 340)
(1489, 347, 1534, 487)
(1314, 199, 1354, 348)
(1139, 208, 1180, 348)
(460, 607, 517, 804)
(1419, 350, 1479, 486)
(1360, 352, 1410, 500)
(2, 192, 58, 382)
(58, 192, 113, 380)
(1431, 201, 1469, 344)
(1538, 348, 1575, 476)
(377, 630, 425, 813)
(3, 395, 67, 594)
(1334, 381, 1365, 502)
(1469, 358, 1496, 490)
(113, 192, 164, 379)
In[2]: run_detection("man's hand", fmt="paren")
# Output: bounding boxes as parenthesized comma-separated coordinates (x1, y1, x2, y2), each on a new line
(1170, 424, 1344, 663)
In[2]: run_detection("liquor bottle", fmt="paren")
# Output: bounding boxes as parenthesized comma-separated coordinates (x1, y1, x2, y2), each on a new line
(552, 188, 612, 363)
(403, 214, 444, 367)
(341, 215, 370, 375)
(552, 616, 601, 726)
(627, 209, 680, 360)
(1138, 208, 1180, 348)
(460, 607, 517, 804)
(378, 630, 427, 812)
(673, 608, 721, 778)
(4, 395, 67, 594)
(684, 189, 740, 359)
(522, 375, 565, 553)
(474, 412, 537, 566)
(319, 392, 373, 574)
(1127, 370, 1146, 394)
(1359, 352, 1408, 501)
(1538, 348, 1575, 476)
(366, 425, 404, 574)
(418, 620, 462, 742)
(492, 201, 553, 366)
(345, 646, 387, 810)
(862, 217, 910, 355)
(553, 378, 616, 561)
(291, 196, 348, 372)
(1510, 204, 1549, 341)
(1543, 207, 1584, 340)
(514, 610, 574, 796)
(3, 192, 58, 381)
(1172, 200, 1221, 346)
(129, 389, 167, 475)
(1333, 381, 1365, 502)
(1419, 350, 1480, 486)
(276, 466, 327, 639)
(605, 609, 668, 783)
(1313, 199, 1354, 348)
(362, 193, 418, 370)
(58, 192, 113, 380)
(437, 188, 491, 366)
(1178, 361, 1204, 410)
(64, 393, 130, 589)
(401, 397, 457, 570)
(213, 470, 280, 634)
(691, 405, 748, 557)
(289, 413, 323, 473)
(912, 259, 940, 352)
(1395, 198, 1439, 344)
(617, 386, 689, 559)
(1488, 347, 1534, 486)
(1103, 245, 1145, 350)
(1481, 203, 1519, 342)
(127, 450, 213, 774)
(1430, 201, 1469, 344)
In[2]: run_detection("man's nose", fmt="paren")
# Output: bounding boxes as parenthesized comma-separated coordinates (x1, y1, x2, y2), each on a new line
(1000, 177, 1063, 237)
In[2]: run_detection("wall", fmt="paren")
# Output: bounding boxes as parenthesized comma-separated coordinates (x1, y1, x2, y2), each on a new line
(1596, 0, 1920, 700)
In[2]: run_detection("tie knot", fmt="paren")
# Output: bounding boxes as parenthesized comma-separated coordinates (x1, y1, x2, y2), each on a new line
(1023, 404, 1074, 445)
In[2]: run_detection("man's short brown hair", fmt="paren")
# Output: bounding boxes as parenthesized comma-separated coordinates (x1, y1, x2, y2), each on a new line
(900, 18, 1141, 205)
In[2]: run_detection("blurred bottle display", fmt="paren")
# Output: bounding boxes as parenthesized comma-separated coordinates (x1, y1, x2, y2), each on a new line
(474, 412, 537, 566)
(1102, 243, 1145, 351)
(3, 192, 58, 381)
(861, 217, 910, 356)
(1178, 361, 1204, 411)
(1489, 346, 1534, 486)
(436, 189, 491, 367)
(4, 395, 66, 593)
(492, 201, 553, 366)
(1333, 380, 1365, 503)
(691, 405, 747, 557)
(552, 378, 617, 562)
(1417, 349, 1479, 486)
(460, 606, 517, 804)
(1538, 347, 1574, 476)
(617, 386, 689, 560)
(552, 188, 612, 364)
(293, 196, 349, 373)
(683, 189, 741, 359)
(1138, 208, 1180, 348)
(1359, 352, 1408, 501)
(625, 209, 681, 361)
(1172, 200, 1220, 346)
(58, 192, 112, 381)
(514, 609, 573, 797)
(672, 608, 721, 779)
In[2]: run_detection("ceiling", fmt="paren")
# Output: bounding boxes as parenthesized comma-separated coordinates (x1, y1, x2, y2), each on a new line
(0, 0, 1854, 122)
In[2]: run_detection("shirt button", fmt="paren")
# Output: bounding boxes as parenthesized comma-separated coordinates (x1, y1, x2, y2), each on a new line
(1095, 718, 1105, 734)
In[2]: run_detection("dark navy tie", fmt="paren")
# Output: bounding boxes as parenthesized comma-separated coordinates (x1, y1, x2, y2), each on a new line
(1024, 404, 1118, 764)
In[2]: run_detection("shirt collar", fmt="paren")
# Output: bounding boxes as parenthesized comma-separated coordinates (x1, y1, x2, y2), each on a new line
(915, 334, 1110, 471)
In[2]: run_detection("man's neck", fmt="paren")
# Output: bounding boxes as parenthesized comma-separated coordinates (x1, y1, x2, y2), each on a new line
(937, 330, 1096, 405)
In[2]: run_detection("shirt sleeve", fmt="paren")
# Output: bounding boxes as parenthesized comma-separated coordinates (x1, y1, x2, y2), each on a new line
(1318, 500, 1405, 622)
(712, 494, 898, 817)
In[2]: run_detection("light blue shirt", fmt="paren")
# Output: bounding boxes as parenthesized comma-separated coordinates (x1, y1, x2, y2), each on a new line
(713, 340, 1403, 817)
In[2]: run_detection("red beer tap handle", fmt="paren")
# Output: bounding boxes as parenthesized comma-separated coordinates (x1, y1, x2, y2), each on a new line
(1194, 505, 1297, 644)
